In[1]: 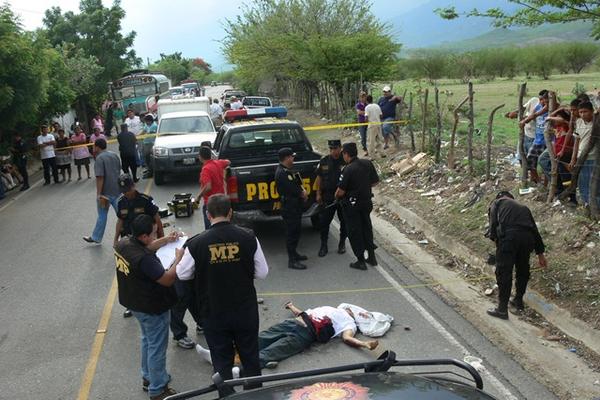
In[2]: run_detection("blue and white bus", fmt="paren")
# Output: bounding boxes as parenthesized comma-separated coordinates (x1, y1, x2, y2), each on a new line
(109, 70, 171, 114)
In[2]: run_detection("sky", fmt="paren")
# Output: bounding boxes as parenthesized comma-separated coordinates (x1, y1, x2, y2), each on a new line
(13, 0, 428, 71)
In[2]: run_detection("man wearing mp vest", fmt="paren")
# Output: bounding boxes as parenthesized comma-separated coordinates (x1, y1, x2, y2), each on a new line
(177, 194, 269, 396)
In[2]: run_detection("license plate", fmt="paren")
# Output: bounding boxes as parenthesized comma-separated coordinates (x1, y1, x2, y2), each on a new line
(183, 158, 195, 165)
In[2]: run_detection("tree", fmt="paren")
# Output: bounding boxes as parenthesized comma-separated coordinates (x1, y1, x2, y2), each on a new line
(150, 53, 191, 84)
(0, 6, 48, 133)
(520, 44, 556, 79)
(557, 42, 599, 73)
(405, 50, 448, 84)
(43, 0, 139, 101)
(436, 1, 600, 40)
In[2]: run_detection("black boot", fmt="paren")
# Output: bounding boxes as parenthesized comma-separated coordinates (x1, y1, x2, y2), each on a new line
(366, 250, 377, 266)
(288, 260, 307, 270)
(486, 308, 508, 320)
(349, 259, 367, 270)
(337, 239, 346, 254)
(318, 243, 328, 257)
(294, 252, 308, 261)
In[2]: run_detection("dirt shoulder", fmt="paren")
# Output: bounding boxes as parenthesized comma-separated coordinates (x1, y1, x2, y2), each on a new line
(287, 104, 600, 398)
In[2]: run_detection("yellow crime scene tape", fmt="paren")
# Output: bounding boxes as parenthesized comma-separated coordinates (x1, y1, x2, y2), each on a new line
(53, 119, 408, 152)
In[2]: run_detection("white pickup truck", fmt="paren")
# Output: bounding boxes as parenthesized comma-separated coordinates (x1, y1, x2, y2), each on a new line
(152, 97, 216, 185)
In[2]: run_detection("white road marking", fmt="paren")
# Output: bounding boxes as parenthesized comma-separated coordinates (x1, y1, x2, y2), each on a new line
(375, 265, 518, 399)
(0, 179, 43, 213)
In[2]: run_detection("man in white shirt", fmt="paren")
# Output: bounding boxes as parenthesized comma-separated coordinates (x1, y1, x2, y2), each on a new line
(209, 98, 223, 127)
(37, 125, 59, 185)
(505, 96, 539, 161)
(125, 109, 143, 135)
(230, 96, 243, 110)
(570, 101, 598, 207)
(364, 94, 384, 158)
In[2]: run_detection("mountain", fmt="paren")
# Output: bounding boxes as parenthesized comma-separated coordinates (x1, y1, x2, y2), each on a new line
(387, 0, 518, 50)
(386, 0, 595, 52)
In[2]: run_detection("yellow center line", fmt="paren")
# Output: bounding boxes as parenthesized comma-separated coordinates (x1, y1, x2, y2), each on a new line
(76, 178, 153, 400)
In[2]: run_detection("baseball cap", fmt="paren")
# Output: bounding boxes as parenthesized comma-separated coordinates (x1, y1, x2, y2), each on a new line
(328, 139, 341, 148)
(118, 173, 135, 193)
(278, 147, 296, 160)
(382, 85, 391, 92)
(342, 142, 358, 157)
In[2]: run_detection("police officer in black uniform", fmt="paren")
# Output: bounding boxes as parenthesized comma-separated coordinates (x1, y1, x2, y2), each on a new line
(275, 147, 308, 270)
(114, 215, 181, 399)
(487, 191, 548, 319)
(186, 194, 268, 396)
(335, 143, 380, 271)
(114, 173, 164, 318)
(315, 139, 347, 257)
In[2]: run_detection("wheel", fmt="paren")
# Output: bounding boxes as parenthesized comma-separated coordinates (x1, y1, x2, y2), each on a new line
(310, 215, 320, 230)
(154, 171, 164, 186)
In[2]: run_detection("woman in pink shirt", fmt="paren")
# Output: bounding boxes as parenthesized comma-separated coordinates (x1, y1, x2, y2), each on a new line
(70, 126, 92, 180)
(91, 113, 104, 134)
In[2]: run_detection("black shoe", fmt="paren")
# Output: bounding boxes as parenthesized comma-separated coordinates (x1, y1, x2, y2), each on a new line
(20, 185, 29, 191)
(350, 260, 367, 270)
(366, 252, 378, 266)
(196, 326, 204, 335)
(43, 181, 50, 186)
(294, 253, 308, 261)
(83, 236, 99, 244)
(509, 299, 525, 310)
(318, 244, 328, 257)
(288, 260, 307, 270)
(337, 242, 346, 254)
(123, 309, 133, 318)
(486, 308, 508, 320)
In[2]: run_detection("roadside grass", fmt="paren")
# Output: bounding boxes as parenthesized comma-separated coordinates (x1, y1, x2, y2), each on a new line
(382, 72, 600, 149)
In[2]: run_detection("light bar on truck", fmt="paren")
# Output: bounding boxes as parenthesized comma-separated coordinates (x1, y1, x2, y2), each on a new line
(223, 107, 287, 122)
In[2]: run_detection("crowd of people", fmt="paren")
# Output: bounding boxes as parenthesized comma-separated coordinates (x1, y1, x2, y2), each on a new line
(506, 89, 600, 210)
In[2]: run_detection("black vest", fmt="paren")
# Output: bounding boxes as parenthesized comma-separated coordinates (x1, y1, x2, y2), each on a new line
(115, 237, 177, 314)
(187, 221, 258, 318)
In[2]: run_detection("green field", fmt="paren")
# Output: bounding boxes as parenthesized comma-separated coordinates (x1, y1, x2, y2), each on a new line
(382, 72, 600, 150)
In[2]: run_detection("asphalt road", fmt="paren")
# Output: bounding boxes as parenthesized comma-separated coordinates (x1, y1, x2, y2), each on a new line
(0, 86, 558, 400)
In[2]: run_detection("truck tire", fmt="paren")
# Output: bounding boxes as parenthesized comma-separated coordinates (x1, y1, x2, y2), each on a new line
(154, 172, 165, 186)
(310, 215, 320, 230)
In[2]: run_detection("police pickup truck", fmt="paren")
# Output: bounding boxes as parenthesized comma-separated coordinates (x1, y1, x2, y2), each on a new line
(213, 107, 321, 226)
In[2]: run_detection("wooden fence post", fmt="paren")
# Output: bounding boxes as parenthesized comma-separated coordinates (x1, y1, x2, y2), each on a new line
(448, 96, 468, 169)
(467, 82, 474, 175)
(589, 124, 600, 219)
(486, 104, 505, 180)
(408, 92, 415, 153)
(545, 91, 558, 203)
(434, 86, 442, 163)
(517, 83, 528, 188)
(421, 88, 429, 153)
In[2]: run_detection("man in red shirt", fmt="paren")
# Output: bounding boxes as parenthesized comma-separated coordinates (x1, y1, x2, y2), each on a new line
(196, 146, 230, 229)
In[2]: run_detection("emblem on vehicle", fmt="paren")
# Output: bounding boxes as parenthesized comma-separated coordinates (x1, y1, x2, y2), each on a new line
(184, 147, 192, 153)
(288, 381, 369, 400)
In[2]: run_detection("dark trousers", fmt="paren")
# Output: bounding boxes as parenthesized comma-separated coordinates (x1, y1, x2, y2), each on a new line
(282, 203, 302, 261)
(204, 302, 261, 395)
(495, 230, 534, 311)
(170, 279, 202, 340)
(358, 125, 367, 151)
(42, 157, 59, 183)
(319, 201, 347, 245)
(202, 204, 211, 230)
(258, 319, 314, 368)
(343, 203, 375, 260)
(120, 153, 138, 180)
(15, 157, 28, 187)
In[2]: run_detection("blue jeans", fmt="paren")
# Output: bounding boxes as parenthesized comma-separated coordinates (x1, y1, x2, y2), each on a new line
(538, 149, 551, 177)
(578, 159, 599, 207)
(381, 117, 394, 137)
(518, 136, 535, 162)
(132, 311, 171, 397)
(358, 125, 367, 151)
(258, 319, 314, 368)
(91, 195, 119, 242)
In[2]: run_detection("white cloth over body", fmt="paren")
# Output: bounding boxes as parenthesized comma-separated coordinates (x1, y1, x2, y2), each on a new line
(337, 303, 393, 337)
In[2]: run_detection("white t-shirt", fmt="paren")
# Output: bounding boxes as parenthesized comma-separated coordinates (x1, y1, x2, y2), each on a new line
(210, 103, 223, 119)
(306, 306, 356, 337)
(575, 118, 595, 160)
(37, 134, 56, 159)
(125, 115, 143, 135)
(523, 97, 539, 139)
(365, 103, 382, 125)
(231, 100, 243, 110)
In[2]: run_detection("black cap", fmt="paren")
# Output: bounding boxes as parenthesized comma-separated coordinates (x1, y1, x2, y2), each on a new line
(119, 173, 135, 193)
(342, 142, 358, 157)
(328, 139, 341, 148)
(278, 147, 296, 161)
(496, 190, 514, 200)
